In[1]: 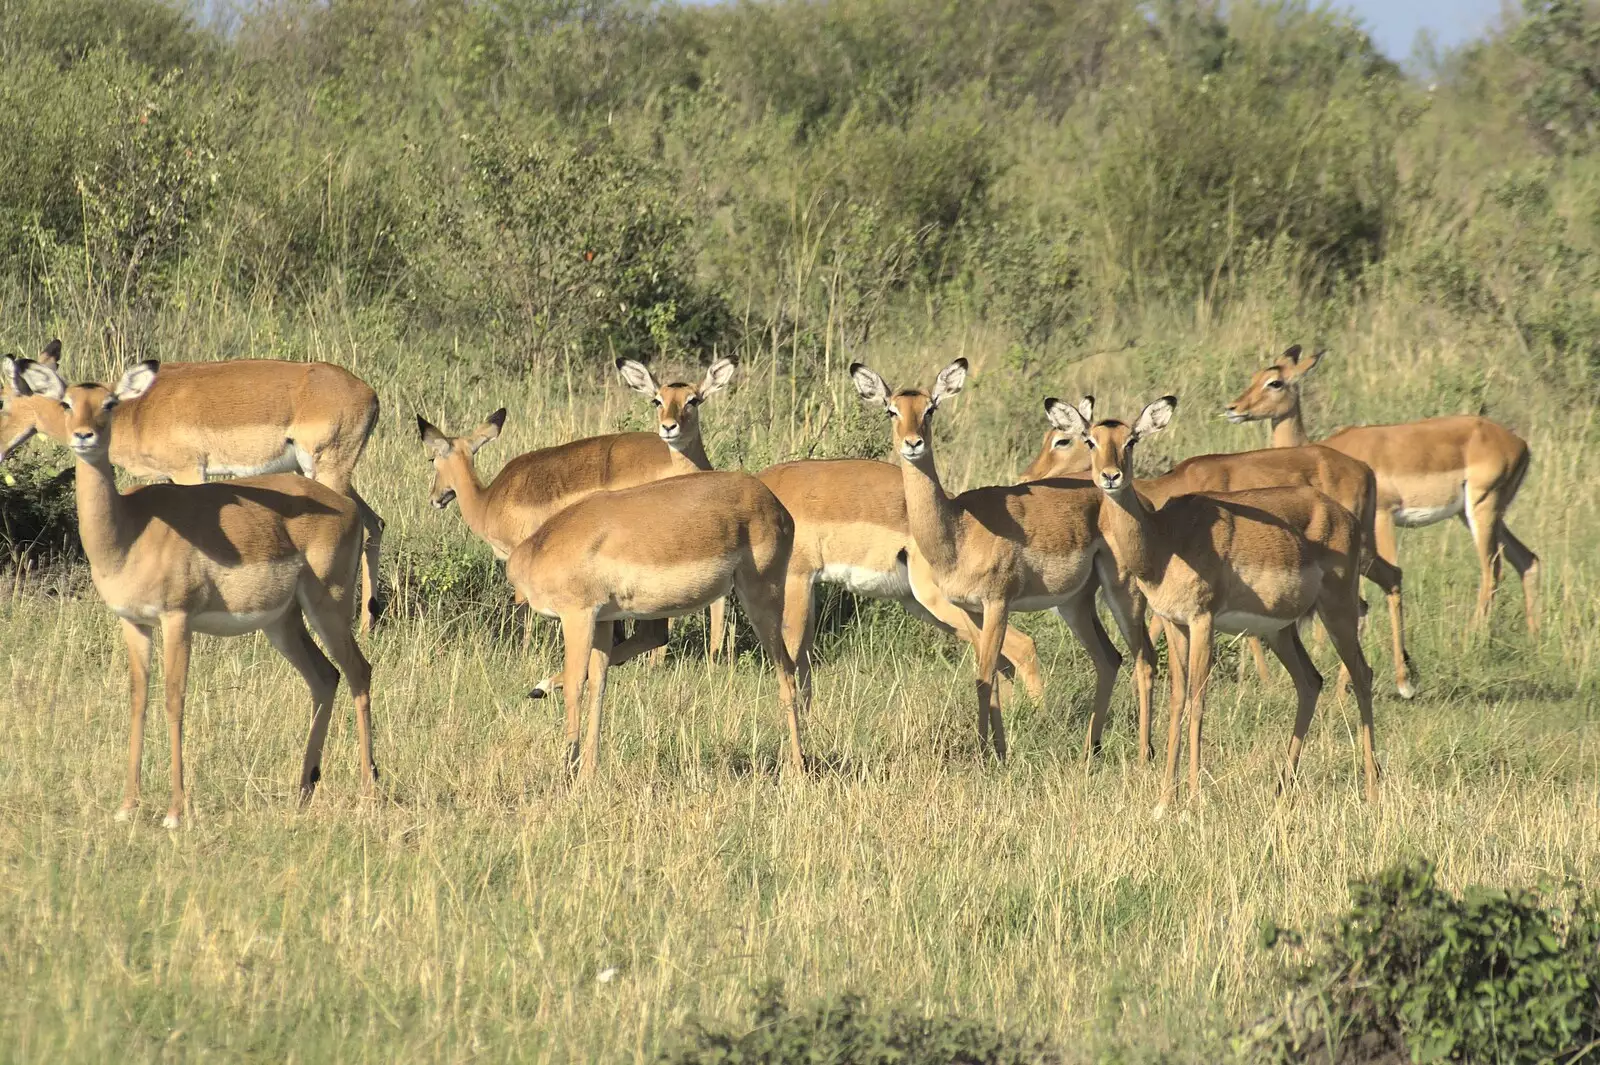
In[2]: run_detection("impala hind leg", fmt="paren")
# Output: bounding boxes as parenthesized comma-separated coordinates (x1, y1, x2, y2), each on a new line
(348, 488, 384, 633)
(907, 552, 1044, 702)
(707, 596, 729, 659)
(1368, 513, 1414, 698)
(1498, 523, 1540, 635)
(1317, 594, 1380, 802)
(1462, 488, 1506, 632)
(578, 621, 615, 782)
(556, 611, 598, 776)
(531, 619, 668, 699)
(1155, 622, 1191, 817)
(264, 611, 341, 806)
(1245, 637, 1272, 685)
(781, 571, 818, 706)
(1181, 615, 1215, 805)
(975, 601, 1011, 761)
(735, 573, 807, 774)
(116, 620, 153, 821)
(158, 614, 194, 829)
(1100, 572, 1156, 762)
(1262, 625, 1323, 797)
(1055, 598, 1121, 759)
(301, 582, 378, 795)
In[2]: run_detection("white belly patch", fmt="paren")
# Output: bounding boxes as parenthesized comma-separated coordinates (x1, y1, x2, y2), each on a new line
(817, 562, 912, 600)
(190, 603, 294, 636)
(205, 444, 303, 479)
(1214, 611, 1295, 635)
(1395, 496, 1464, 528)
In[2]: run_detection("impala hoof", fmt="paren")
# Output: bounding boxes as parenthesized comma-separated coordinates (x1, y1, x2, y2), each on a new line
(1397, 679, 1416, 700)
(1151, 803, 1168, 821)
(113, 806, 135, 824)
(162, 813, 181, 830)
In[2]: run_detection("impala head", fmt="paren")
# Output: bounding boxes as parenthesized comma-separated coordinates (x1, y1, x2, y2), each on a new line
(417, 409, 506, 509)
(615, 357, 735, 450)
(1, 339, 65, 461)
(10, 357, 158, 463)
(850, 359, 967, 463)
(1044, 394, 1176, 493)
(1224, 344, 1320, 424)
(1021, 395, 1096, 481)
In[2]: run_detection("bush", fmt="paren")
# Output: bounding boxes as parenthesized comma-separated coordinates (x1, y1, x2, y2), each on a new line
(448, 130, 732, 364)
(1238, 860, 1600, 1064)
(1513, 0, 1600, 155)
(657, 982, 1061, 1065)
(1079, 4, 1405, 302)
(0, 451, 79, 570)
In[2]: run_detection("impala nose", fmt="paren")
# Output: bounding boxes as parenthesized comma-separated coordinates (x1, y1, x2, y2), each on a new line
(659, 421, 679, 438)
(1099, 470, 1124, 490)
(900, 435, 925, 459)
(70, 430, 97, 450)
(433, 488, 457, 509)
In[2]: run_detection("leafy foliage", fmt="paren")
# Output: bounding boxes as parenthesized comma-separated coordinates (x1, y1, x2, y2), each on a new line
(1238, 860, 1600, 1064)
(1513, 0, 1600, 154)
(657, 982, 1062, 1065)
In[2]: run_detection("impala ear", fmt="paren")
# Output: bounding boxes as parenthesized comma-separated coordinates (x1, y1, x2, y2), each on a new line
(849, 362, 893, 411)
(113, 360, 157, 403)
(2, 356, 21, 396)
(417, 415, 453, 458)
(468, 408, 506, 454)
(38, 339, 61, 369)
(1277, 344, 1322, 379)
(1076, 395, 1094, 425)
(1132, 395, 1177, 439)
(17, 358, 66, 400)
(928, 359, 967, 409)
(615, 358, 658, 397)
(697, 357, 736, 400)
(1043, 396, 1090, 438)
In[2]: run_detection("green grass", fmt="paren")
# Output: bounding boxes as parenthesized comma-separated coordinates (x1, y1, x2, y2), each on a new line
(2, 306, 1598, 1063)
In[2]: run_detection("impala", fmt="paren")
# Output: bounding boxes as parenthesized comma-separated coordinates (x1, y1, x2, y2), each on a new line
(505, 471, 804, 778)
(417, 357, 735, 671)
(1, 340, 385, 632)
(757, 457, 1046, 704)
(1024, 399, 1412, 699)
(13, 358, 376, 828)
(850, 360, 1153, 761)
(1048, 396, 1379, 811)
(1226, 345, 1538, 635)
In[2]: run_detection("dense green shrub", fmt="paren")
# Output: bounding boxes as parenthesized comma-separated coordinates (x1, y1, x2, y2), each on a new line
(1238, 860, 1600, 1064)
(0, 451, 78, 570)
(657, 982, 1061, 1065)
(446, 130, 732, 363)
(1513, 0, 1600, 154)
(1080, 6, 1405, 301)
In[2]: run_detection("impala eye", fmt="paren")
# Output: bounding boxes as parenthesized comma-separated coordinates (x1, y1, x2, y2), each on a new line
(687, 396, 701, 406)
(651, 397, 663, 408)
(1266, 379, 1284, 390)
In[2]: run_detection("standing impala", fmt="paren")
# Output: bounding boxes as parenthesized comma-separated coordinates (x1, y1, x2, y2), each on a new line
(12, 358, 376, 828)
(417, 357, 734, 668)
(1226, 345, 1538, 635)
(1, 340, 385, 632)
(1048, 396, 1379, 812)
(757, 457, 1046, 704)
(505, 471, 804, 779)
(850, 360, 1154, 761)
(1024, 401, 1412, 699)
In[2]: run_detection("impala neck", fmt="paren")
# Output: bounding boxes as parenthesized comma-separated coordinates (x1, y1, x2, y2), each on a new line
(1270, 405, 1311, 448)
(1097, 483, 1165, 587)
(451, 457, 496, 545)
(73, 452, 133, 573)
(899, 449, 963, 575)
(667, 432, 711, 472)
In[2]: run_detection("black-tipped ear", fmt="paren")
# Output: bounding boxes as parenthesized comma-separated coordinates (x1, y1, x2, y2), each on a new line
(488, 408, 507, 430)
(39, 339, 61, 368)
(1281, 344, 1303, 362)
(416, 414, 433, 440)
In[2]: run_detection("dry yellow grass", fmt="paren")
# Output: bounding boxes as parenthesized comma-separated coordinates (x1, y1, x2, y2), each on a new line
(2, 298, 1597, 1061)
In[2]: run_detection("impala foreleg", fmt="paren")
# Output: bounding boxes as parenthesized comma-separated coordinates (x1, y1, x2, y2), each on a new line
(159, 615, 193, 829)
(116, 620, 153, 822)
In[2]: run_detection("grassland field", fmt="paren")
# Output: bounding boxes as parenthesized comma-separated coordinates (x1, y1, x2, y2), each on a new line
(2, 293, 1598, 1063)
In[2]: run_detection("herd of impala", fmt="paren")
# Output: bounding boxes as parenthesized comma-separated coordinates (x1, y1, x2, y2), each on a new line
(0, 341, 1540, 826)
